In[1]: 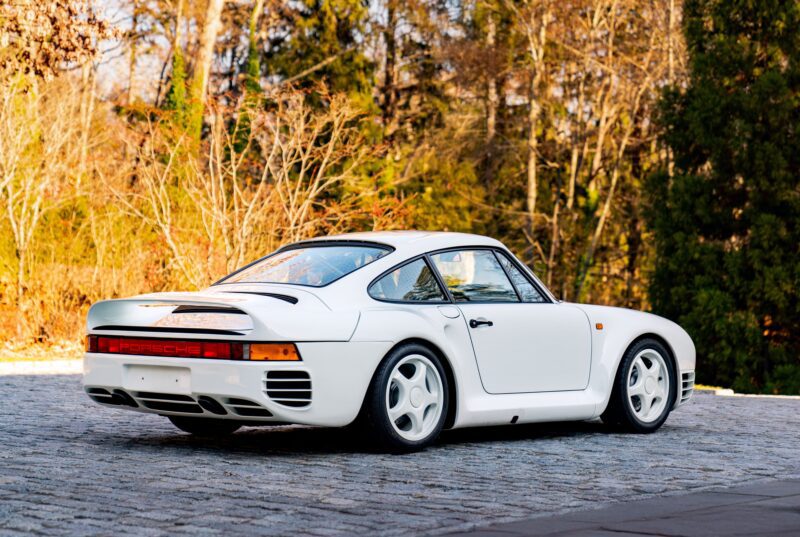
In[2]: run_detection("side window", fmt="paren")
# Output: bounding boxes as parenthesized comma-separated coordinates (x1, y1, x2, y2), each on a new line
(496, 251, 547, 303)
(430, 250, 519, 302)
(368, 259, 447, 302)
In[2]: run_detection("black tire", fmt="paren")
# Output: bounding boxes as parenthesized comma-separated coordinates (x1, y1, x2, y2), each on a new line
(602, 338, 677, 433)
(361, 343, 450, 453)
(168, 416, 242, 436)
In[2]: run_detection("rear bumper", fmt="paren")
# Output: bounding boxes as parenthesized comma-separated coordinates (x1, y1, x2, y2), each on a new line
(83, 341, 392, 427)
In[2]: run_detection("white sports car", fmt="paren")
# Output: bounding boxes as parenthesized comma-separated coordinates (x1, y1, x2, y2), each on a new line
(83, 231, 695, 451)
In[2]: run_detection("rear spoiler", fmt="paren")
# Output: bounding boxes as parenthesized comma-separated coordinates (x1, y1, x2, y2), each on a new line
(86, 291, 360, 342)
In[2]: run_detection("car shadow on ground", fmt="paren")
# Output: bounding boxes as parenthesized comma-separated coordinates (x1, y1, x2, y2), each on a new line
(92, 419, 617, 457)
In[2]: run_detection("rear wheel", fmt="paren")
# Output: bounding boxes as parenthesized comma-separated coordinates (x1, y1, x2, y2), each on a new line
(168, 416, 241, 436)
(602, 338, 677, 433)
(362, 343, 449, 452)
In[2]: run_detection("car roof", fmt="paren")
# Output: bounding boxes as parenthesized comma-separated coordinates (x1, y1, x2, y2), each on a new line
(299, 230, 504, 250)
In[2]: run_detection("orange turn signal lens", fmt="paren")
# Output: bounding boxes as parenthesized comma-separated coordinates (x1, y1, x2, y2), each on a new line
(595, 323, 604, 330)
(249, 343, 301, 361)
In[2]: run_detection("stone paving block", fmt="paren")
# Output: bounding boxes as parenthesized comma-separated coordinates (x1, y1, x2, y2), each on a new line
(1, 375, 800, 536)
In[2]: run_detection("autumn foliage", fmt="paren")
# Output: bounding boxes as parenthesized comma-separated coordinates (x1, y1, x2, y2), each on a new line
(0, 0, 796, 393)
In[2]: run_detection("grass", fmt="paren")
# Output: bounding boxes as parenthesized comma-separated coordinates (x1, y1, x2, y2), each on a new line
(0, 341, 82, 362)
(694, 384, 728, 391)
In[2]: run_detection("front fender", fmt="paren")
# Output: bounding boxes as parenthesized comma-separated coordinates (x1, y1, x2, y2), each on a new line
(573, 304, 696, 413)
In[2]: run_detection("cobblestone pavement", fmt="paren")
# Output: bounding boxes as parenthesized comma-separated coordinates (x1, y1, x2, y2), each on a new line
(1, 375, 799, 536)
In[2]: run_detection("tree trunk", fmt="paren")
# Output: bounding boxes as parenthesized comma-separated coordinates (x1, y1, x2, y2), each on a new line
(526, 73, 540, 251)
(486, 14, 497, 145)
(127, 0, 139, 103)
(382, 2, 398, 137)
(193, 0, 226, 107)
(246, 0, 265, 90)
(546, 196, 560, 289)
(482, 11, 499, 188)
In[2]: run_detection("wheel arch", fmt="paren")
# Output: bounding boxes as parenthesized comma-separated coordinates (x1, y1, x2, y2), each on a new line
(379, 337, 459, 430)
(600, 332, 679, 416)
(627, 332, 678, 377)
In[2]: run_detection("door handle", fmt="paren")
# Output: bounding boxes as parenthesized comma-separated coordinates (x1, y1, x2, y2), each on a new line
(469, 318, 494, 328)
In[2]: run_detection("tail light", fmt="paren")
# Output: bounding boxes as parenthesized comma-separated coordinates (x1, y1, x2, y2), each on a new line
(249, 343, 301, 361)
(85, 336, 300, 361)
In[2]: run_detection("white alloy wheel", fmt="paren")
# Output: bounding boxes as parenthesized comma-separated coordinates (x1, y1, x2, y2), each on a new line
(385, 354, 445, 442)
(626, 348, 670, 423)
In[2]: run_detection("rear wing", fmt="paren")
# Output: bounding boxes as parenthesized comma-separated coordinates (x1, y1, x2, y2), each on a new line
(86, 291, 360, 342)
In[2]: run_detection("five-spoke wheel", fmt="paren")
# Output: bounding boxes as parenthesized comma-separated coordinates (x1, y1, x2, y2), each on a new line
(361, 343, 449, 451)
(602, 338, 676, 433)
(626, 349, 670, 423)
(386, 355, 445, 442)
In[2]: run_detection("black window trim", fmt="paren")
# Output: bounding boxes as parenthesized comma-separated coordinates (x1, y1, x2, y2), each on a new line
(490, 249, 523, 302)
(367, 255, 451, 305)
(491, 249, 550, 304)
(428, 247, 520, 304)
(212, 240, 396, 288)
(427, 246, 553, 304)
(367, 245, 554, 305)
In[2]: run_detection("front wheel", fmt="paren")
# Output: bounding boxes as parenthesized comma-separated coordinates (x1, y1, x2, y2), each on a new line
(361, 343, 449, 452)
(602, 338, 677, 433)
(168, 416, 242, 436)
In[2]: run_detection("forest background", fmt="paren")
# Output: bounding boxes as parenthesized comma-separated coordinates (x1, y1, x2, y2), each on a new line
(0, 0, 797, 393)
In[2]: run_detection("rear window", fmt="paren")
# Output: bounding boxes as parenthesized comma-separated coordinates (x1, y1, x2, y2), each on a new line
(219, 244, 390, 287)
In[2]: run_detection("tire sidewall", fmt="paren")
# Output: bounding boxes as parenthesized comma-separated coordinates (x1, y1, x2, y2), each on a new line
(366, 343, 450, 451)
(613, 339, 677, 433)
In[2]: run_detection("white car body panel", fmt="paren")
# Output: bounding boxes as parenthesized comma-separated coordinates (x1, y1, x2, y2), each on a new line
(459, 302, 592, 394)
(83, 231, 696, 430)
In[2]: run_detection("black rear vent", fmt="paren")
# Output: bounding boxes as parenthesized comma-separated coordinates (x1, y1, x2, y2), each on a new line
(264, 371, 312, 408)
(197, 396, 227, 415)
(223, 397, 273, 417)
(85, 387, 137, 407)
(227, 397, 259, 406)
(233, 407, 273, 417)
(141, 400, 204, 414)
(87, 389, 275, 418)
(136, 391, 203, 414)
(86, 387, 121, 405)
(135, 392, 194, 402)
(171, 305, 246, 315)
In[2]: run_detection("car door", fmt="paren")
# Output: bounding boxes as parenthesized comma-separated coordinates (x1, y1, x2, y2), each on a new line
(429, 249, 591, 394)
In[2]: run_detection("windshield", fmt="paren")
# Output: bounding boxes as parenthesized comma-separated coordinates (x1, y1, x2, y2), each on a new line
(218, 244, 391, 287)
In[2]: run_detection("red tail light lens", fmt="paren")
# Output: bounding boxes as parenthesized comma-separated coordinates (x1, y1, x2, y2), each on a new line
(88, 336, 244, 360)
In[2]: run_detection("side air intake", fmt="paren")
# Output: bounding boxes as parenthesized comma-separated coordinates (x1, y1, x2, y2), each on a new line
(264, 370, 312, 408)
(681, 371, 695, 403)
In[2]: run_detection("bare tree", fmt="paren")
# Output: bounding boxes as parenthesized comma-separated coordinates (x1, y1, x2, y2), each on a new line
(0, 77, 81, 311)
(505, 0, 553, 261)
(117, 88, 372, 288)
